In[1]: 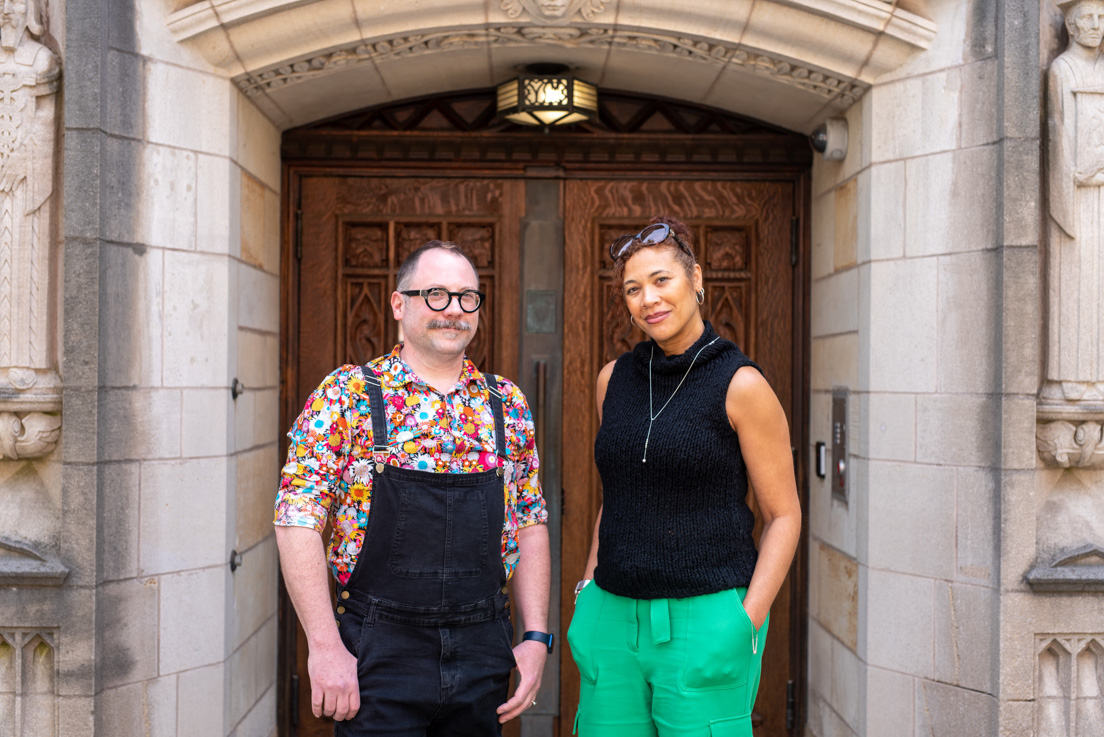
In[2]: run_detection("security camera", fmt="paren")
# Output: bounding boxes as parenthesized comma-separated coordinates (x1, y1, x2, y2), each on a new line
(810, 118, 848, 161)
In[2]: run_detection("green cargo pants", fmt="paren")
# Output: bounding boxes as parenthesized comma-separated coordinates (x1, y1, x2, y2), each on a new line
(567, 582, 768, 737)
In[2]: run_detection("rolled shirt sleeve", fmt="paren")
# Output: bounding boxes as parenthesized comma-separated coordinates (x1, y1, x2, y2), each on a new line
(274, 369, 355, 532)
(503, 382, 548, 529)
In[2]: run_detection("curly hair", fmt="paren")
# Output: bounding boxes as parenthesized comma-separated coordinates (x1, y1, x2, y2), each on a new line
(608, 215, 698, 335)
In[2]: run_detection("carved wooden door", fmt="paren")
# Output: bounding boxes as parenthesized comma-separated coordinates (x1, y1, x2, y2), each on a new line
(288, 175, 523, 735)
(560, 179, 802, 737)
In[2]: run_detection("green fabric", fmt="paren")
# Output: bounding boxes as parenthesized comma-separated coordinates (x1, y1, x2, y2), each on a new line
(568, 583, 768, 737)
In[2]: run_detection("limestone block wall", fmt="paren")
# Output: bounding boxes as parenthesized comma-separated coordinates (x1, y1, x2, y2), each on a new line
(806, 0, 1004, 734)
(2, 1, 286, 735)
(1000, 3, 1104, 735)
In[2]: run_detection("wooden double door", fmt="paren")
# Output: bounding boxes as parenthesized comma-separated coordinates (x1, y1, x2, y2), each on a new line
(282, 172, 806, 736)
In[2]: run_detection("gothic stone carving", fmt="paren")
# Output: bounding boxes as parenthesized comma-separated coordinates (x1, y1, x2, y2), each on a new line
(0, 630, 57, 734)
(1036, 635, 1104, 735)
(234, 27, 866, 110)
(1026, 545, 1104, 592)
(0, 0, 59, 461)
(0, 410, 59, 461)
(500, 0, 609, 24)
(1039, 0, 1104, 467)
(0, 536, 67, 586)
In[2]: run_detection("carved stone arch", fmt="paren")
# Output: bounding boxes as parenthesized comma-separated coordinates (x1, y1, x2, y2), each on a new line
(168, 0, 936, 131)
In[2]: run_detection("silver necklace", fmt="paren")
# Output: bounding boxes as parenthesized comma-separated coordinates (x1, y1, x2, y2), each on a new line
(643, 336, 719, 463)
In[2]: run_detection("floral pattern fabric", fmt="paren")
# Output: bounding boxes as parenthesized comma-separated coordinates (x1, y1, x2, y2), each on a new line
(274, 345, 547, 585)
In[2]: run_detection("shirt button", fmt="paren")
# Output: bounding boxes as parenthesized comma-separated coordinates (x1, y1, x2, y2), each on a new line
(336, 606, 346, 615)
(501, 586, 508, 594)
(341, 591, 350, 600)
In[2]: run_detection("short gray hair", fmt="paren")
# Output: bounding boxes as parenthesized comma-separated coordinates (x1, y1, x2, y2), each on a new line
(395, 240, 480, 292)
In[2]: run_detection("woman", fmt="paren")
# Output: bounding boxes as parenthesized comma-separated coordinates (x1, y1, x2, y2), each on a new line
(567, 216, 801, 736)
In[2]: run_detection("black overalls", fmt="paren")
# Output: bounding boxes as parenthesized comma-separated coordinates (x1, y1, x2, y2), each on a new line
(334, 368, 517, 737)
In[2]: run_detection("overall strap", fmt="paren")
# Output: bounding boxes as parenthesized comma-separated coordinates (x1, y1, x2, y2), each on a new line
(362, 366, 390, 471)
(485, 374, 508, 473)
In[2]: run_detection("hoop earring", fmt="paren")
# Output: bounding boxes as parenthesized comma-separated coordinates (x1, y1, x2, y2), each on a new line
(696, 288, 705, 305)
(630, 315, 638, 329)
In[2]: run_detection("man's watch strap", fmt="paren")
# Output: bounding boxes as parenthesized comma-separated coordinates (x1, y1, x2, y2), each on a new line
(522, 630, 555, 653)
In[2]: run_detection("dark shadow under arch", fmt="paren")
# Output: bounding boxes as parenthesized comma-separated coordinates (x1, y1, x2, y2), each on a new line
(282, 87, 812, 169)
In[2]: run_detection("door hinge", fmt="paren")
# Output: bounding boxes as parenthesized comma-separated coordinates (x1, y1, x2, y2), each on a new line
(290, 673, 300, 726)
(786, 679, 796, 731)
(295, 209, 304, 260)
(790, 217, 799, 267)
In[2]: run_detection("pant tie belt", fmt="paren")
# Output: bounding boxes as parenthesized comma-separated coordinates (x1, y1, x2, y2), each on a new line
(650, 598, 671, 645)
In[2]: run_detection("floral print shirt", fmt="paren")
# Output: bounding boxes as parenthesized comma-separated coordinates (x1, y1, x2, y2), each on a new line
(274, 345, 547, 585)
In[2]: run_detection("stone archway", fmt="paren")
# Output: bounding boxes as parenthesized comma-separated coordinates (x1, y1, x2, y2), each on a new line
(163, 3, 939, 735)
(168, 0, 935, 133)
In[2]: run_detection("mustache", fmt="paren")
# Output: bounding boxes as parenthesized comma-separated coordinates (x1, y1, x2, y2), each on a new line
(426, 319, 472, 331)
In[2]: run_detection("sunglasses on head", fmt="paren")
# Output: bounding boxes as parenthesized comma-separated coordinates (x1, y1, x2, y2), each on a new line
(608, 223, 693, 261)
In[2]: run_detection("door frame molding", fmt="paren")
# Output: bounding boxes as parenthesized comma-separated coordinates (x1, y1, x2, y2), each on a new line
(278, 92, 811, 737)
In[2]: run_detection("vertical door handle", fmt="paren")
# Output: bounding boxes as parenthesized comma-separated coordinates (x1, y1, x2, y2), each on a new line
(534, 360, 548, 462)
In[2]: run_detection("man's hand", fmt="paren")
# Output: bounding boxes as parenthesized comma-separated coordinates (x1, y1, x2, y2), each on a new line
(496, 640, 547, 723)
(307, 638, 361, 721)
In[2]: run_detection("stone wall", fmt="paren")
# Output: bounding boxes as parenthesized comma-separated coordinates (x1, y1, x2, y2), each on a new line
(807, 0, 1104, 735)
(0, 1, 284, 735)
(806, 0, 1005, 734)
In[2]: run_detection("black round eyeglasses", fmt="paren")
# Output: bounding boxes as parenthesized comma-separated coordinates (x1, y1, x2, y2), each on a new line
(400, 288, 485, 313)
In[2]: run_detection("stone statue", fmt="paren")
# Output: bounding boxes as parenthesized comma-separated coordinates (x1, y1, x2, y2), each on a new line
(0, 0, 60, 461)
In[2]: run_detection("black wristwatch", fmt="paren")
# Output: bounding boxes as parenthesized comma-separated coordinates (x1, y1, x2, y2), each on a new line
(522, 630, 555, 653)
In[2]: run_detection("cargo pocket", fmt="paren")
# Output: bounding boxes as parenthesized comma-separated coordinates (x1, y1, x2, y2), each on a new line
(708, 714, 752, 736)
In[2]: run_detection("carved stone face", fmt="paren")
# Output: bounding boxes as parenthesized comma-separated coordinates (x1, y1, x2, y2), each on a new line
(536, 0, 570, 18)
(1067, 1, 1104, 49)
(0, 0, 29, 51)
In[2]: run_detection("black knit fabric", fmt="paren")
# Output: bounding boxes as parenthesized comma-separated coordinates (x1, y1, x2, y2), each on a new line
(593, 321, 761, 599)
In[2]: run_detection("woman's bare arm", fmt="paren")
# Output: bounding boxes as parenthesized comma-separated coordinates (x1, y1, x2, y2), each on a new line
(726, 366, 802, 629)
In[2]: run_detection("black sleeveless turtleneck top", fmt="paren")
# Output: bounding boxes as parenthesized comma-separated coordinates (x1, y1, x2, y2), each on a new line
(593, 321, 761, 599)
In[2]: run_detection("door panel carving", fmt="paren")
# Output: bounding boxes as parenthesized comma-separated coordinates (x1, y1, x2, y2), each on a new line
(343, 223, 388, 268)
(344, 277, 388, 367)
(564, 179, 799, 737)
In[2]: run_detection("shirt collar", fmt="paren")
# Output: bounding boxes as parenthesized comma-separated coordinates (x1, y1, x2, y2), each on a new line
(378, 344, 487, 394)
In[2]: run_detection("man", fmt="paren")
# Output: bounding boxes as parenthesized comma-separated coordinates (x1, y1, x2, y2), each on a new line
(275, 241, 552, 735)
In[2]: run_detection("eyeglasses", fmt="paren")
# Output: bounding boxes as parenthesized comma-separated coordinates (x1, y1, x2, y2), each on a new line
(609, 223, 693, 261)
(400, 288, 485, 313)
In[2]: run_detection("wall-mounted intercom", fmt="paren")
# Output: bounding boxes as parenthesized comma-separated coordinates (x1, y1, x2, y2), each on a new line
(831, 388, 848, 502)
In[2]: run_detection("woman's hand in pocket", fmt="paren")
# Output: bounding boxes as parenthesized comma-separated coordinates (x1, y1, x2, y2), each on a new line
(741, 597, 768, 631)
